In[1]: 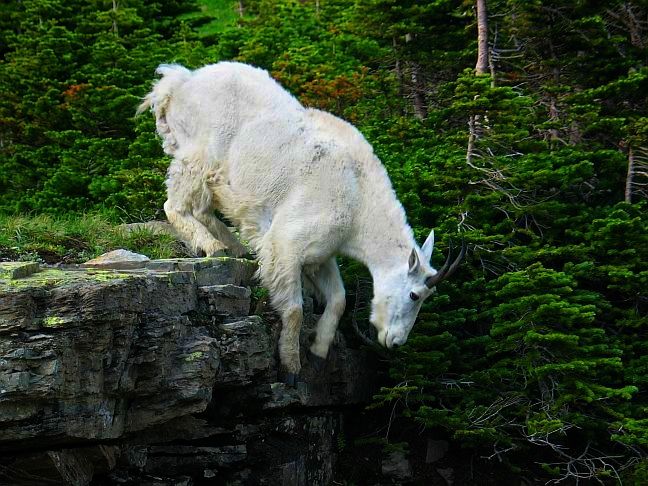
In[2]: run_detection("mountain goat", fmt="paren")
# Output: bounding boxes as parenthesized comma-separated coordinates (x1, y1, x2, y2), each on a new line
(139, 62, 464, 385)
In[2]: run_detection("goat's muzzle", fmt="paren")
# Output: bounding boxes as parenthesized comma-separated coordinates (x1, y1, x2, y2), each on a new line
(425, 240, 467, 289)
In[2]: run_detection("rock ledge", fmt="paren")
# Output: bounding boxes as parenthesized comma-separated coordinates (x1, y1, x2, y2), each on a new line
(0, 257, 377, 485)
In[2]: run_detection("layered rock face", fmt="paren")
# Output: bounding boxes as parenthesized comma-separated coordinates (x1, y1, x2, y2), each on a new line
(0, 258, 378, 485)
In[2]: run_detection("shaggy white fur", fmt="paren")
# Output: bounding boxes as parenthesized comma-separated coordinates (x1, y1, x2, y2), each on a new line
(139, 62, 445, 376)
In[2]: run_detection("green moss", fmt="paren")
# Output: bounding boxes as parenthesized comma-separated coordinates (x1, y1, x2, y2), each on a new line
(0, 262, 30, 271)
(42, 316, 66, 327)
(4, 269, 71, 289)
(185, 351, 204, 362)
(85, 270, 133, 282)
(1, 268, 135, 291)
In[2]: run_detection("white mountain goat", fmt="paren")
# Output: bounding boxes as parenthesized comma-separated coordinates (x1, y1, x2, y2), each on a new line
(138, 62, 464, 384)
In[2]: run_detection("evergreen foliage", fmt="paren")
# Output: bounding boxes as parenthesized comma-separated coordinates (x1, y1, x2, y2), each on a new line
(1, 0, 646, 481)
(0, 0, 202, 216)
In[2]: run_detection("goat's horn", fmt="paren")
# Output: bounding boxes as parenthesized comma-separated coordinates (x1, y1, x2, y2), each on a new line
(442, 239, 467, 279)
(426, 240, 454, 286)
(425, 239, 466, 288)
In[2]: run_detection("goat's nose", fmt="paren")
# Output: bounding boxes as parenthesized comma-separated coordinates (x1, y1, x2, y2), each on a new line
(391, 342, 400, 349)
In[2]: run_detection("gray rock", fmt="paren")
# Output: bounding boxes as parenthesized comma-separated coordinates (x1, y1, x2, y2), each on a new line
(145, 259, 179, 271)
(0, 261, 40, 280)
(437, 466, 455, 486)
(0, 258, 379, 485)
(81, 249, 150, 269)
(426, 439, 449, 463)
(214, 316, 274, 386)
(194, 258, 257, 287)
(262, 382, 301, 410)
(199, 284, 251, 317)
(382, 450, 413, 481)
(145, 257, 257, 287)
(142, 445, 247, 476)
(5, 445, 119, 485)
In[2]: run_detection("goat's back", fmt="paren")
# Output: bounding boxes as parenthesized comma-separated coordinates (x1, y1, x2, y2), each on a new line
(142, 61, 304, 163)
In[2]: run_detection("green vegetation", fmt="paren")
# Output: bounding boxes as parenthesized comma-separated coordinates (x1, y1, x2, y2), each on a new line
(1, 0, 646, 482)
(0, 213, 186, 263)
(184, 0, 240, 35)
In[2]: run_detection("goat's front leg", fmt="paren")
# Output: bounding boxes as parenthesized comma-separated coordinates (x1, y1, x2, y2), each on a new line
(308, 258, 346, 371)
(257, 237, 304, 386)
(278, 303, 303, 386)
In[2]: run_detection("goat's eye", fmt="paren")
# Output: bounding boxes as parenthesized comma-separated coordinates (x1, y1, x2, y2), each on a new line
(409, 292, 419, 301)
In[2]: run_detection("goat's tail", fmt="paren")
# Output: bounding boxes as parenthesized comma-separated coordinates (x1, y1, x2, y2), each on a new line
(136, 64, 192, 155)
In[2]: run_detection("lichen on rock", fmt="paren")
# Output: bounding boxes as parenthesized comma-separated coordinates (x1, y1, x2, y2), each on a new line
(42, 315, 66, 327)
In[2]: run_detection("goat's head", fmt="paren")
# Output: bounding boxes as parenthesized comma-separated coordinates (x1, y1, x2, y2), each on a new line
(370, 230, 465, 349)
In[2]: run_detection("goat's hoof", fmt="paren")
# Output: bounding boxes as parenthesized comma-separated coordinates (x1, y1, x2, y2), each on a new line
(307, 350, 328, 372)
(283, 372, 298, 387)
(199, 240, 228, 258)
(224, 245, 249, 259)
(333, 331, 342, 346)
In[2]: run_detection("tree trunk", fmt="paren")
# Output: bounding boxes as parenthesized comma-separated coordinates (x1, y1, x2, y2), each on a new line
(468, 1, 488, 162)
(410, 63, 427, 119)
(467, 115, 477, 164)
(569, 121, 582, 145)
(488, 44, 496, 87)
(238, 1, 244, 18)
(112, 0, 119, 36)
(621, 2, 643, 48)
(625, 146, 635, 203)
(475, 0, 488, 75)
(548, 98, 560, 145)
(405, 33, 427, 119)
(393, 37, 404, 101)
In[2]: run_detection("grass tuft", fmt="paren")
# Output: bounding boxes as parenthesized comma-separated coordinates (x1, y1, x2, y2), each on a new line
(0, 213, 189, 264)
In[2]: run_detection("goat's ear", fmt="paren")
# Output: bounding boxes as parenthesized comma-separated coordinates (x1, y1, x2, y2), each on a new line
(421, 229, 435, 262)
(408, 248, 420, 274)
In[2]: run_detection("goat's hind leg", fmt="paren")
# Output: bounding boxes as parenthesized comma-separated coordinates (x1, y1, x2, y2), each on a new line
(193, 210, 248, 257)
(164, 199, 228, 257)
(201, 169, 249, 257)
(165, 159, 228, 257)
(307, 258, 346, 372)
